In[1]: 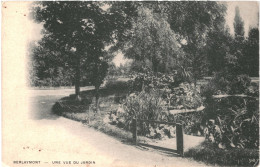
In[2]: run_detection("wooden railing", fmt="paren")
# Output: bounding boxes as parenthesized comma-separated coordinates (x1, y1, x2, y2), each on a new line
(132, 118, 184, 156)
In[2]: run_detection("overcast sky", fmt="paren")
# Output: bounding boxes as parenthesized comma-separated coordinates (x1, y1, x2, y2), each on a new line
(225, 1, 259, 36)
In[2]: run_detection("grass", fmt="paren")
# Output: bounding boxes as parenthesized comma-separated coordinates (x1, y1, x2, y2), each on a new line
(185, 141, 259, 166)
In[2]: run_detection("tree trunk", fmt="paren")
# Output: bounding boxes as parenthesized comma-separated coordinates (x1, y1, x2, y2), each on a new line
(95, 86, 100, 113)
(75, 54, 81, 101)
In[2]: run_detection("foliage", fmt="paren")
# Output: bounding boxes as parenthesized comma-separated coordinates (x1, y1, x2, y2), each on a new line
(110, 81, 204, 139)
(233, 6, 245, 40)
(128, 67, 176, 93)
(169, 83, 203, 110)
(164, 1, 227, 82)
(245, 82, 259, 97)
(104, 79, 130, 92)
(242, 28, 259, 77)
(204, 96, 259, 149)
(30, 2, 118, 95)
(111, 89, 170, 138)
(110, 2, 228, 81)
(201, 73, 252, 96)
(27, 40, 75, 87)
(123, 89, 168, 122)
(128, 69, 204, 110)
(206, 26, 233, 75)
(168, 111, 205, 136)
(110, 2, 180, 73)
(229, 74, 251, 94)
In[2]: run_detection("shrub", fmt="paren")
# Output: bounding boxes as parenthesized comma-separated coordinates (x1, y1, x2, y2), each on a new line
(109, 89, 177, 139)
(230, 74, 251, 94)
(168, 110, 205, 136)
(128, 69, 175, 93)
(201, 73, 252, 96)
(169, 83, 203, 110)
(104, 79, 129, 92)
(204, 96, 259, 149)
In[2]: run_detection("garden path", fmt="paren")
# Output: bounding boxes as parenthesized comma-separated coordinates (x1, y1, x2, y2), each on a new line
(3, 88, 207, 167)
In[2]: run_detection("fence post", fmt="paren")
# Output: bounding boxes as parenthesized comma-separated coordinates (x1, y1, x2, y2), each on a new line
(176, 123, 184, 157)
(132, 118, 137, 145)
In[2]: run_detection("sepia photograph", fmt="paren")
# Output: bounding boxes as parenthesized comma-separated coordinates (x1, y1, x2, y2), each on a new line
(2, 1, 259, 167)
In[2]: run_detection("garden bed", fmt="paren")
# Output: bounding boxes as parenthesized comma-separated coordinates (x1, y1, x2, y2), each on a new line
(52, 79, 259, 166)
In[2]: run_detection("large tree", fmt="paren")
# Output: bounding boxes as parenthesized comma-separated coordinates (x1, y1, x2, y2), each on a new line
(123, 6, 179, 73)
(232, 6, 247, 75)
(31, 2, 116, 99)
(206, 26, 233, 75)
(164, 1, 227, 83)
(110, 2, 227, 83)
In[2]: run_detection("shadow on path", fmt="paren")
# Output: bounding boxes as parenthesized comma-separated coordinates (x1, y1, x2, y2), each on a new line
(121, 140, 180, 157)
(29, 95, 61, 120)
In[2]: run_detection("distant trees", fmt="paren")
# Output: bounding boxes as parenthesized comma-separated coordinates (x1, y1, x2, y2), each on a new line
(234, 6, 245, 40)
(28, 37, 75, 87)
(232, 7, 259, 77)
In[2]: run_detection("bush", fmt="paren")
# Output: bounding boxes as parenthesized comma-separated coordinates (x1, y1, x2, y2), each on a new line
(204, 96, 259, 149)
(201, 73, 252, 96)
(108, 89, 177, 139)
(230, 74, 251, 94)
(168, 110, 205, 136)
(104, 79, 129, 92)
(169, 83, 203, 110)
(128, 69, 176, 93)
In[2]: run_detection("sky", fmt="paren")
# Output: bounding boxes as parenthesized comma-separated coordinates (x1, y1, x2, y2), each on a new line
(225, 1, 259, 36)
(18, 1, 259, 67)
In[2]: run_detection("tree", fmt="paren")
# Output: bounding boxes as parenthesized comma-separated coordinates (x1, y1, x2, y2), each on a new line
(28, 36, 75, 87)
(87, 56, 109, 112)
(110, 2, 227, 83)
(110, 3, 180, 74)
(233, 6, 245, 40)
(206, 25, 233, 75)
(164, 1, 227, 83)
(232, 6, 247, 75)
(243, 28, 259, 76)
(31, 2, 115, 99)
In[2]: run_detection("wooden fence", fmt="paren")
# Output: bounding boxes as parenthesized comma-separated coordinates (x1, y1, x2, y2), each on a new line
(132, 118, 184, 156)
